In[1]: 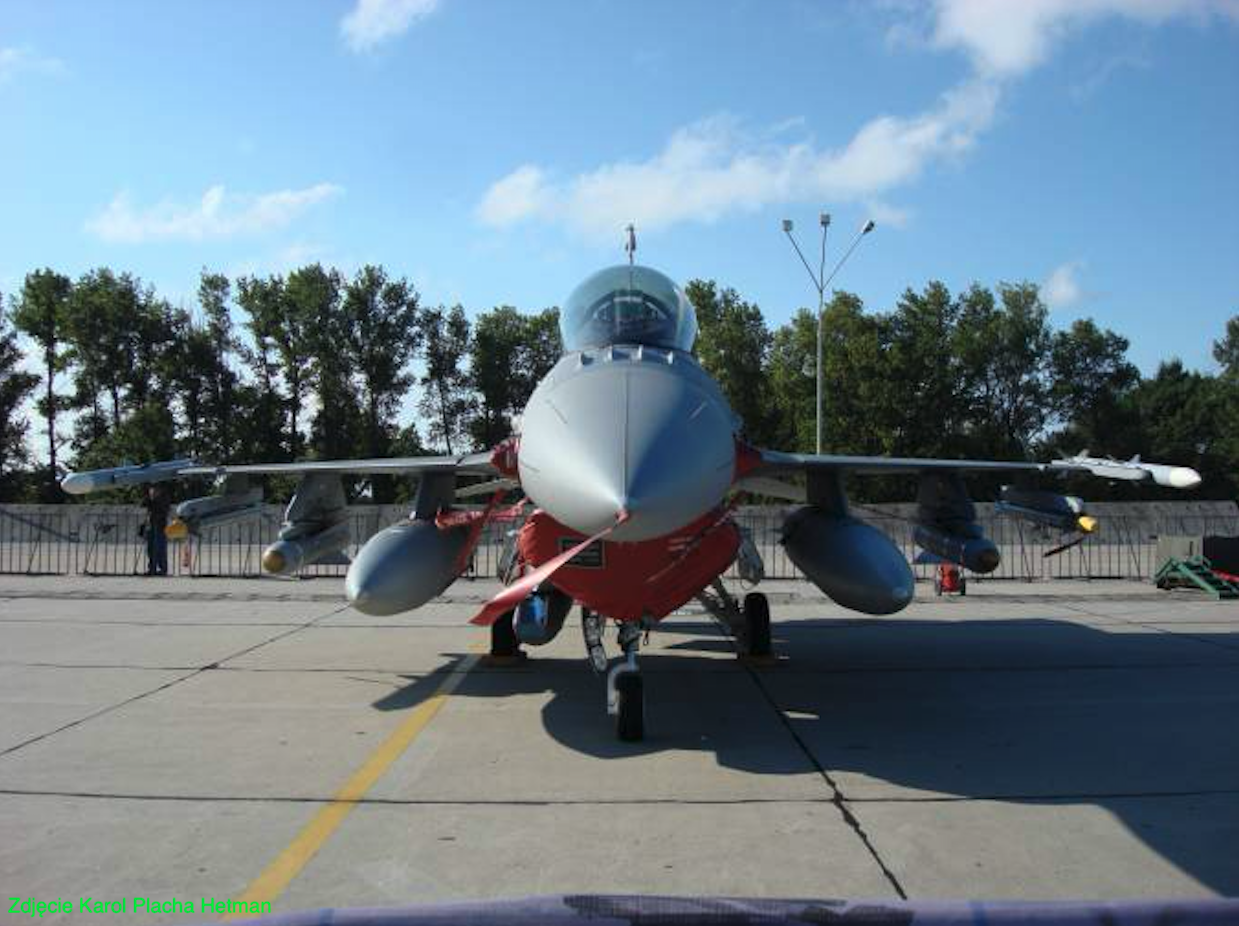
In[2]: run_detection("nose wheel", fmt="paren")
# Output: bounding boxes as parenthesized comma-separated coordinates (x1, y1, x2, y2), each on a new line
(608, 621, 645, 741)
(612, 671, 644, 741)
(584, 608, 646, 741)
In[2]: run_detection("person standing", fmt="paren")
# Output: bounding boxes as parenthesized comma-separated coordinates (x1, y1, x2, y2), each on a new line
(142, 484, 171, 576)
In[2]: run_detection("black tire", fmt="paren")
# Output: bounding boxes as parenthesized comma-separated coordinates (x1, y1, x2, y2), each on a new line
(490, 610, 519, 657)
(616, 673, 644, 741)
(743, 592, 772, 657)
(959, 578, 967, 596)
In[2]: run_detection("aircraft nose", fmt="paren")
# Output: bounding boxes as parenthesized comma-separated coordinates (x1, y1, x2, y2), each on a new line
(518, 358, 736, 542)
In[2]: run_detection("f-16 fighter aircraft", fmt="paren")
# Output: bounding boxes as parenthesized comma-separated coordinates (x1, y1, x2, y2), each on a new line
(62, 261, 1202, 740)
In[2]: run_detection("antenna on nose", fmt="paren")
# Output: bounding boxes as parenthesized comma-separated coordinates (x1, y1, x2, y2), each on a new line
(624, 223, 637, 266)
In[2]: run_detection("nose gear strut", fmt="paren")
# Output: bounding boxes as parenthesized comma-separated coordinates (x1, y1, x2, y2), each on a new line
(581, 607, 608, 674)
(582, 606, 646, 741)
(607, 621, 644, 741)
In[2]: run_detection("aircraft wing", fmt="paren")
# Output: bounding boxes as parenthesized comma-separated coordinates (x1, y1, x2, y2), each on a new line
(744, 449, 1202, 489)
(60, 452, 500, 495)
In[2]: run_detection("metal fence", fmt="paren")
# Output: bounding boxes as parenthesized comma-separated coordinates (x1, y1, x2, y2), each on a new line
(2, 501, 1237, 582)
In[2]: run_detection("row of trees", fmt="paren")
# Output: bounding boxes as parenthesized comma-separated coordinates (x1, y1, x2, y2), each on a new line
(1, 263, 1236, 502)
(691, 281, 1239, 499)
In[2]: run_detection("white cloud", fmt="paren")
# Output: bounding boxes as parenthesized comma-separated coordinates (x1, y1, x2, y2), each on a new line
(85, 183, 343, 244)
(477, 0, 1237, 238)
(1043, 261, 1085, 310)
(0, 46, 66, 85)
(1069, 48, 1152, 101)
(478, 84, 997, 238)
(929, 0, 1239, 77)
(866, 201, 912, 230)
(477, 165, 551, 227)
(225, 242, 333, 281)
(340, 0, 440, 52)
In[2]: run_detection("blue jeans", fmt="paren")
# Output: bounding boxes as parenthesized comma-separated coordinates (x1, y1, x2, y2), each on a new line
(147, 528, 168, 575)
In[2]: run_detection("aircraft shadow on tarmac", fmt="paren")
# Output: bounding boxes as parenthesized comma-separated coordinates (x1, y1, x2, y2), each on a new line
(373, 616, 1239, 895)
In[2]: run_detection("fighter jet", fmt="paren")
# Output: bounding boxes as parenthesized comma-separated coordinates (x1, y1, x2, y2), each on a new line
(61, 262, 1201, 740)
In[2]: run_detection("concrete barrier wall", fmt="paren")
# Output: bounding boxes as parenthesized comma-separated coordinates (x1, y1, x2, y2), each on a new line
(2, 501, 1236, 581)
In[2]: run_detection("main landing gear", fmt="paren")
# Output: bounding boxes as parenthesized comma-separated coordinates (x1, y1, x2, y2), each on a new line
(696, 579, 773, 660)
(583, 608, 646, 742)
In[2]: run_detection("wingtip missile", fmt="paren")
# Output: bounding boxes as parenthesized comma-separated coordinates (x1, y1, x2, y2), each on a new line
(1053, 454, 1202, 489)
(60, 459, 195, 495)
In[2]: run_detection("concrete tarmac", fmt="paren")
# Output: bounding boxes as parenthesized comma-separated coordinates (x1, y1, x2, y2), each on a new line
(0, 575, 1236, 923)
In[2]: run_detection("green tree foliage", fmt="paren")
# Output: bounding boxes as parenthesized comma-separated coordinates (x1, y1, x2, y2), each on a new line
(765, 308, 816, 453)
(1121, 361, 1237, 498)
(235, 275, 290, 462)
(342, 266, 421, 457)
(884, 282, 963, 457)
(62, 269, 180, 469)
(820, 293, 893, 456)
(72, 401, 177, 476)
(953, 282, 1053, 457)
(279, 264, 353, 464)
(2, 261, 1235, 504)
(686, 280, 774, 445)
(1048, 318, 1139, 450)
(467, 306, 561, 449)
(419, 305, 474, 454)
(11, 269, 71, 495)
(340, 265, 421, 502)
(516, 308, 562, 408)
(197, 270, 242, 460)
(1213, 314, 1239, 379)
(0, 296, 39, 499)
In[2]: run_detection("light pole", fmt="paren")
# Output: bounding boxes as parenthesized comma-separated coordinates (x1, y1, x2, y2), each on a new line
(781, 215, 875, 454)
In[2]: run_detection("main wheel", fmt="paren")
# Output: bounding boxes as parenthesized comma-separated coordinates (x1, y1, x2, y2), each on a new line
(615, 672, 644, 741)
(959, 577, 967, 596)
(490, 609, 519, 657)
(742, 592, 772, 657)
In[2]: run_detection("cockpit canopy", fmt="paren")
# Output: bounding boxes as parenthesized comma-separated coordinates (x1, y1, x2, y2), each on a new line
(560, 264, 698, 353)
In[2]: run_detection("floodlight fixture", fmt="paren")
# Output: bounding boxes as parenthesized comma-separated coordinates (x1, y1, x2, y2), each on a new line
(780, 212, 876, 454)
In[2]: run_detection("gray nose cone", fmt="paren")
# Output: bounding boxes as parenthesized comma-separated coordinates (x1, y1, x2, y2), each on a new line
(519, 355, 735, 542)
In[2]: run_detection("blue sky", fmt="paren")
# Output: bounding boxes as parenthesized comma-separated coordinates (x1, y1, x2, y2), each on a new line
(2, 0, 1237, 375)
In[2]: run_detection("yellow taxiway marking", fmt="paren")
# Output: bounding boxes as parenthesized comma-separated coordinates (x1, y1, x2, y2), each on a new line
(224, 650, 482, 919)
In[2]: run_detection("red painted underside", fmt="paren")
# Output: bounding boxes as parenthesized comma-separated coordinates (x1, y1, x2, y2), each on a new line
(517, 508, 741, 622)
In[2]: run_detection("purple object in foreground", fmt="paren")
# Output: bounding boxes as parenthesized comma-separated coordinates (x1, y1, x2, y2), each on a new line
(202, 894, 1239, 926)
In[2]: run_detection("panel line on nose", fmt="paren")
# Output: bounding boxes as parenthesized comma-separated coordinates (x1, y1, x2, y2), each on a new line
(621, 368, 631, 514)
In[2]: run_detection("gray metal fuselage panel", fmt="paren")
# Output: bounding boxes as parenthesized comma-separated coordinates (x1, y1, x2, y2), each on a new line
(518, 345, 739, 543)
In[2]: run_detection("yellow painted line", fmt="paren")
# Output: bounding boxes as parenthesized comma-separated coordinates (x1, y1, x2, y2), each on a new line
(224, 651, 482, 919)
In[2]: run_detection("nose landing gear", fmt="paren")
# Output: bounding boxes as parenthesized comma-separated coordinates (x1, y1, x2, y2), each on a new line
(608, 621, 644, 741)
(583, 607, 647, 742)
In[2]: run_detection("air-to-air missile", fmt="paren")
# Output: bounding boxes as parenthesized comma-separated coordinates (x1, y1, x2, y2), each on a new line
(261, 521, 352, 576)
(781, 508, 914, 614)
(913, 522, 1002, 573)
(164, 485, 265, 540)
(996, 486, 1098, 534)
(1053, 452, 1201, 489)
(60, 459, 195, 495)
